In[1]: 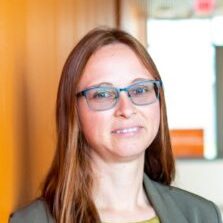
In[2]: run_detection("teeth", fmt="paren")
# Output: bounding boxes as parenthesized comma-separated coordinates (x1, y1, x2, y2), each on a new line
(114, 127, 139, 134)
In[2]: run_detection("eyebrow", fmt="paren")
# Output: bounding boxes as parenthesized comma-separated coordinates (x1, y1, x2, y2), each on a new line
(89, 77, 150, 88)
(90, 82, 113, 87)
(131, 78, 150, 83)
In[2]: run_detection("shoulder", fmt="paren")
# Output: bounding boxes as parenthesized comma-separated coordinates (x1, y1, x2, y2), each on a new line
(144, 174, 222, 222)
(153, 180, 222, 222)
(9, 198, 54, 223)
(155, 181, 216, 207)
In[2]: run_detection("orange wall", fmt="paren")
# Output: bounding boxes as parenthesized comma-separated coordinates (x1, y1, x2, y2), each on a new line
(120, 0, 148, 46)
(0, 1, 148, 221)
(0, 1, 26, 221)
(0, 0, 117, 222)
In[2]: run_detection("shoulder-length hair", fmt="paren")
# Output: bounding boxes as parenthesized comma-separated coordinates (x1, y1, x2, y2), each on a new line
(41, 27, 175, 223)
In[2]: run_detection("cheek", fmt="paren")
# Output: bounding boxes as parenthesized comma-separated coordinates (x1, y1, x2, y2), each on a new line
(153, 105, 160, 136)
(78, 104, 111, 142)
(153, 104, 160, 125)
(143, 103, 160, 133)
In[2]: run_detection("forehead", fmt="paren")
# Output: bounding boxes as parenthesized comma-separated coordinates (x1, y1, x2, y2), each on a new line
(78, 43, 153, 89)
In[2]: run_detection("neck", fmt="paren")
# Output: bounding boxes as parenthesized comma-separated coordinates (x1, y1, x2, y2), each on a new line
(91, 153, 148, 211)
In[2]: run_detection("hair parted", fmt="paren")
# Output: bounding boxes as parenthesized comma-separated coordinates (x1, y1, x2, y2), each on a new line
(41, 27, 175, 223)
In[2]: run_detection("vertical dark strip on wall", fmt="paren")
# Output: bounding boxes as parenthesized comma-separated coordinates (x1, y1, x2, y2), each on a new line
(115, 0, 121, 28)
(215, 45, 223, 158)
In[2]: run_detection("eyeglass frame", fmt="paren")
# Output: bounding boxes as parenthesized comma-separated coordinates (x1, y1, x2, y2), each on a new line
(76, 80, 162, 111)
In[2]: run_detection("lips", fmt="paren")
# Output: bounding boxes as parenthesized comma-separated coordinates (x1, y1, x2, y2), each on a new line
(111, 126, 143, 134)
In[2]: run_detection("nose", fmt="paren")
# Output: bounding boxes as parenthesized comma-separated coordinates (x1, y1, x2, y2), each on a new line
(114, 92, 136, 118)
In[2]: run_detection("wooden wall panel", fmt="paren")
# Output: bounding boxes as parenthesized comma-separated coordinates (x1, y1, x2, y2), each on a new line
(0, 0, 117, 221)
(25, 0, 118, 201)
(0, 0, 26, 222)
(1, 0, 149, 221)
(56, 0, 117, 68)
(120, 0, 148, 46)
(25, 0, 60, 201)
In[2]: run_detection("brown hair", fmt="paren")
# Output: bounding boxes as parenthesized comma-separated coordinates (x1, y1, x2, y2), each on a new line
(41, 27, 175, 223)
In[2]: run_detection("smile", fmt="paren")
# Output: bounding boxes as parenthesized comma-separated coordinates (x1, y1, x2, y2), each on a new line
(111, 126, 142, 134)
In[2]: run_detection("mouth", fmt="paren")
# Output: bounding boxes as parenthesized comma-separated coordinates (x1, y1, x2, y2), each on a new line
(111, 126, 143, 135)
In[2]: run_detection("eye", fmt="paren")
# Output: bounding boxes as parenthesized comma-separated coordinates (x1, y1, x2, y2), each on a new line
(131, 85, 151, 96)
(92, 89, 116, 100)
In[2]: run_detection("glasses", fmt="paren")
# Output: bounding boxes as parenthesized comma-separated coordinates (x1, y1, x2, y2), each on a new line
(76, 80, 162, 111)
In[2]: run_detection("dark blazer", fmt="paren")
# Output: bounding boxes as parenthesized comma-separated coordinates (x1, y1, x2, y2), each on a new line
(9, 174, 222, 223)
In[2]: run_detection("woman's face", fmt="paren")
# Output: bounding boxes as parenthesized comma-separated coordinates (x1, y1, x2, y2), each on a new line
(77, 43, 160, 162)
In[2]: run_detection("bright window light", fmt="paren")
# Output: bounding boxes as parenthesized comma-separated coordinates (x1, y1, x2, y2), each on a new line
(147, 19, 217, 159)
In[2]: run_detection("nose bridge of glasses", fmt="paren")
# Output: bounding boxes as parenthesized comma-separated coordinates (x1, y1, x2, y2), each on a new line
(115, 87, 135, 110)
(118, 87, 131, 97)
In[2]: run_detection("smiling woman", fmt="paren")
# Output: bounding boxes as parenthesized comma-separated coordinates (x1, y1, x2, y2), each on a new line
(77, 43, 161, 162)
(9, 27, 222, 223)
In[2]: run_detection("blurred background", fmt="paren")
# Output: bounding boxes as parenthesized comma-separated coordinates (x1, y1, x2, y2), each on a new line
(0, 0, 223, 222)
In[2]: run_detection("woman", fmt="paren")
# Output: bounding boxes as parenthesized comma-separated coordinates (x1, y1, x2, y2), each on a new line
(10, 27, 222, 223)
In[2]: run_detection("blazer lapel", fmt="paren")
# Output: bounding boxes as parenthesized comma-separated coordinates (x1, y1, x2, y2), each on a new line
(143, 174, 189, 223)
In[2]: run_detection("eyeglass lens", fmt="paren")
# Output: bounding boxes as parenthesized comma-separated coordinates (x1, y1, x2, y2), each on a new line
(84, 81, 160, 111)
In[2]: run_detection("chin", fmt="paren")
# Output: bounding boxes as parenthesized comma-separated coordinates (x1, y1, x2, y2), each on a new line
(110, 146, 146, 161)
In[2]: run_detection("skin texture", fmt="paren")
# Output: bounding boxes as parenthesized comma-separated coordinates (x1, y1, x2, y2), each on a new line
(77, 43, 160, 163)
(77, 43, 160, 222)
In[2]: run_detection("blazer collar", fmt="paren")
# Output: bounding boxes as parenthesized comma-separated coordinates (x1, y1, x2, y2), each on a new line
(143, 174, 189, 223)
